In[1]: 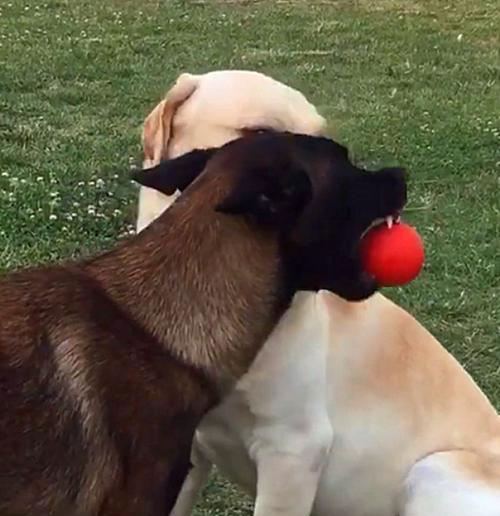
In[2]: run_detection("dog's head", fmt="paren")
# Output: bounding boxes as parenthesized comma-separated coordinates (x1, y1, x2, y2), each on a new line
(142, 70, 327, 167)
(138, 71, 327, 232)
(132, 133, 407, 301)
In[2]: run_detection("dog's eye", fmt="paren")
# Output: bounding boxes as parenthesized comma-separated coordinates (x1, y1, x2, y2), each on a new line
(241, 127, 274, 137)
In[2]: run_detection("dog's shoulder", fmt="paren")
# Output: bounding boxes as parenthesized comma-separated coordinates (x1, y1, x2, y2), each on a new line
(0, 262, 218, 514)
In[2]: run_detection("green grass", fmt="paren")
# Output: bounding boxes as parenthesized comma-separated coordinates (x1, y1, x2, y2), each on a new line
(0, 0, 499, 513)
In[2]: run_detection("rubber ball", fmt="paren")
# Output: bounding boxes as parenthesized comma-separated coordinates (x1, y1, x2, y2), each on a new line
(360, 222, 424, 287)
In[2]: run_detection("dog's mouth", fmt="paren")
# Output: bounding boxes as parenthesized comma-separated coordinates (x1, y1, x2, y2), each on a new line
(361, 210, 403, 238)
(286, 166, 408, 302)
(330, 207, 405, 301)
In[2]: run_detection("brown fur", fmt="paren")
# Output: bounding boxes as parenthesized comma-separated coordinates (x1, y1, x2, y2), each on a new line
(0, 171, 282, 515)
(0, 132, 407, 515)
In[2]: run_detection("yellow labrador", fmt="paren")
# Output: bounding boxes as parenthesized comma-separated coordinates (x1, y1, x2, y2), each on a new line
(137, 70, 326, 231)
(170, 293, 500, 516)
(138, 72, 500, 516)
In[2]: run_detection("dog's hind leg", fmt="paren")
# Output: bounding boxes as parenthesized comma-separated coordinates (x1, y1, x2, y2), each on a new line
(398, 449, 500, 516)
(169, 439, 212, 516)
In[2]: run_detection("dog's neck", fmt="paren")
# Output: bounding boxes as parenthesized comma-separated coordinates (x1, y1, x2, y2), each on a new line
(85, 175, 284, 390)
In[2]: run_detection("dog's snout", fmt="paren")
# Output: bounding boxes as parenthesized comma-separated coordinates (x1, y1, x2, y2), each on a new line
(378, 167, 407, 209)
(395, 172, 408, 207)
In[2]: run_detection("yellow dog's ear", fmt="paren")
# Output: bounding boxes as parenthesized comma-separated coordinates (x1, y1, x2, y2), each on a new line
(142, 73, 199, 166)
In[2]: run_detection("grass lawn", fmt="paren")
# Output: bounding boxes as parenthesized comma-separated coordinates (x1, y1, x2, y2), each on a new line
(0, 0, 499, 513)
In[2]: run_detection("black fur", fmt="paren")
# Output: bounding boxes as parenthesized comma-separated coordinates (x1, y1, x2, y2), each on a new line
(132, 132, 407, 302)
(215, 164, 312, 228)
(132, 148, 216, 195)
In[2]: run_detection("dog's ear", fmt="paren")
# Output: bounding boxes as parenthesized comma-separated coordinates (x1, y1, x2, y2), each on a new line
(216, 165, 312, 227)
(142, 73, 200, 166)
(132, 148, 216, 195)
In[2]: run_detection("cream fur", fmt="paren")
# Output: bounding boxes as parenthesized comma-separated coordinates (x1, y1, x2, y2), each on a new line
(137, 70, 327, 232)
(173, 292, 500, 516)
(137, 70, 500, 516)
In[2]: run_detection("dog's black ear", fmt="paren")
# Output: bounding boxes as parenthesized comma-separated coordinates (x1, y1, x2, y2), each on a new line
(216, 166, 312, 227)
(131, 148, 217, 195)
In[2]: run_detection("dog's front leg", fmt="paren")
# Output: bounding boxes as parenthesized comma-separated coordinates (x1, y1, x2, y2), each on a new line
(251, 425, 333, 516)
(169, 439, 212, 516)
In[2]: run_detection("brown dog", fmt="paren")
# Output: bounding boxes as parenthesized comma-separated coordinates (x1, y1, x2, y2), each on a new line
(0, 133, 406, 515)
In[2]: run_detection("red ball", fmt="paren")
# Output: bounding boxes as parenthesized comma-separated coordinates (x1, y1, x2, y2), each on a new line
(360, 222, 425, 287)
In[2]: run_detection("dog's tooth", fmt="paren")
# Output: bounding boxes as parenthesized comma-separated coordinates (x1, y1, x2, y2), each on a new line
(386, 216, 393, 229)
(395, 215, 401, 224)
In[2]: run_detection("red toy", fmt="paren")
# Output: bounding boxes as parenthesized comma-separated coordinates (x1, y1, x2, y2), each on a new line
(360, 219, 424, 286)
